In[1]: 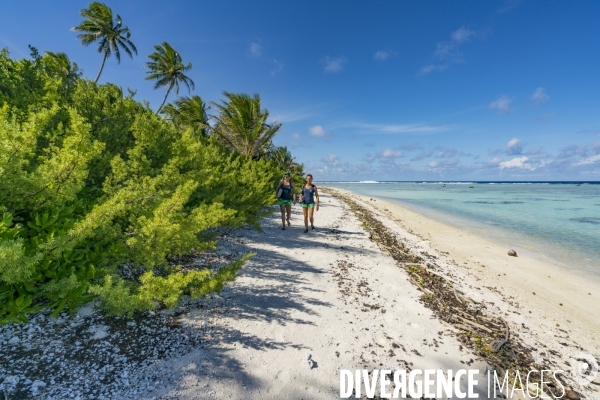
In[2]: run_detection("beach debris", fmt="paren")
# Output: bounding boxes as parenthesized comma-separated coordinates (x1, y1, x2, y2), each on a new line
(306, 353, 315, 369)
(490, 338, 507, 351)
(508, 249, 517, 257)
(565, 390, 580, 400)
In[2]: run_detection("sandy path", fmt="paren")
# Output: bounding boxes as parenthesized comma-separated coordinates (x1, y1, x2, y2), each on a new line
(151, 192, 493, 400)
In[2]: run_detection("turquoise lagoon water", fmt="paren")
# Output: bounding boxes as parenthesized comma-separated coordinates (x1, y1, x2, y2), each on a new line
(323, 182, 600, 276)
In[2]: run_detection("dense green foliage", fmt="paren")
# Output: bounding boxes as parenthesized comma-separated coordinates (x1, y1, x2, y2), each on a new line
(0, 48, 294, 322)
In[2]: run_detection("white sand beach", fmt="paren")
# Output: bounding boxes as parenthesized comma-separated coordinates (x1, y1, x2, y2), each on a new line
(342, 189, 600, 352)
(148, 190, 599, 399)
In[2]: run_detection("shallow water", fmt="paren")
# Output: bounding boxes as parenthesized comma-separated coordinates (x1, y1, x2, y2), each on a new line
(324, 181, 600, 276)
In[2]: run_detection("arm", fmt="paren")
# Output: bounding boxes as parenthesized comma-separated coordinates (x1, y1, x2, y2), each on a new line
(314, 186, 320, 211)
(292, 182, 296, 204)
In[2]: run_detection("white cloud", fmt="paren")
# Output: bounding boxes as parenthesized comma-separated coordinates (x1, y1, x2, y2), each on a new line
(270, 58, 284, 75)
(426, 159, 462, 171)
(421, 26, 476, 74)
(291, 133, 300, 140)
(323, 56, 347, 73)
(420, 64, 447, 74)
(498, 0, 520, 14)
(352, 122, 455, 134)
(377, 149, 403, 158)
(363, 154, 375, 163)
(531, 87, 549, 104)
(316, 153, 373, 175)
(435, 147, 459, 158)
(325, 154, 340, 164)
(489, 95, 514, 114)
(249, 42, 263, 57)
(246, 43, 285, 75)
(499, 156, 535, 170)
(451, 27, 476, 43)
(411, 149, 434, 161)
(271, 110, 311, 123)
(374, 50, 396, 61)
(506, 138, 523, 155)
(574, 154, 600, 166)
(486, 157, 504, 166)
(309, 125, 327, 137)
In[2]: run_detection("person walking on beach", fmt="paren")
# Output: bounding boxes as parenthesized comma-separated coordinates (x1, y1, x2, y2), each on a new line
(300, 174, 319, 233)
(275, 172, 296, 230)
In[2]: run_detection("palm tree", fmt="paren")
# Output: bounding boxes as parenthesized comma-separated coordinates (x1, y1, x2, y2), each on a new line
(43, 51, 80, 85)
(266, 146, 305, 175)
(268, 146, 294, 169)
(145, 42, 194, 114)
(211, 92, 282, 160)
(71, 2, 137, 83)
(162, 96, 210, 137)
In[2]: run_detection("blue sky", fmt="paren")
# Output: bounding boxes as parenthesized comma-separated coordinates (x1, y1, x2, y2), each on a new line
(2, 1, 599, 180)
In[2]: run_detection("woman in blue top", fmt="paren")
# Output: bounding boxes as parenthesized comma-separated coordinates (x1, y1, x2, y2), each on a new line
(300, 174, 319, 233)
(275, 172, 296, 230)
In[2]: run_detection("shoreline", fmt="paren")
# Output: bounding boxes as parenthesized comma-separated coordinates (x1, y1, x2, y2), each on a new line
(374, 193, 600, 281)
(327, 187, 600, 348)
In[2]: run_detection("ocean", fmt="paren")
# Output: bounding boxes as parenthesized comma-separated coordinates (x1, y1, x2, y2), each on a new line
(323, 181, 600, 276)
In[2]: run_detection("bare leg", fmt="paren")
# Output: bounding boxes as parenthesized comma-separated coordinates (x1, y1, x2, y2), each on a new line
(285, 206, 292, 225)
(303, 207, 309, 231)
(280, 206, 286, 229)
(309, 208, 315, 229)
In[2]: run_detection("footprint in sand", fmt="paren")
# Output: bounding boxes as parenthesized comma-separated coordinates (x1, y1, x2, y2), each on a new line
(268, 369, 290, 394)
(383, 312, 397, 325)
(375, 335, 387, 347)
(271, 324, 285, 342)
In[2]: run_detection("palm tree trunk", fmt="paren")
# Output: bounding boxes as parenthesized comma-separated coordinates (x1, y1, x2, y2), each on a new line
(156, 84, 173, 114)
(94, 52, 108, 84)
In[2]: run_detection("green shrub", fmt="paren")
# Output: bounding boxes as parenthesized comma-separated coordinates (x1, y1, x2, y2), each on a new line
(0, 49, 284, 322)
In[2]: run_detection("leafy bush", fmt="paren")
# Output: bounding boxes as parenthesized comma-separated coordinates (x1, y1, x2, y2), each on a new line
(0, 49, 282, 323)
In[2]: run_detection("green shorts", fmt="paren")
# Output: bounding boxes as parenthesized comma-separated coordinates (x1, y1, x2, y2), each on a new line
(301, 203, 315, 209)
(278, 199, 292, 206)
